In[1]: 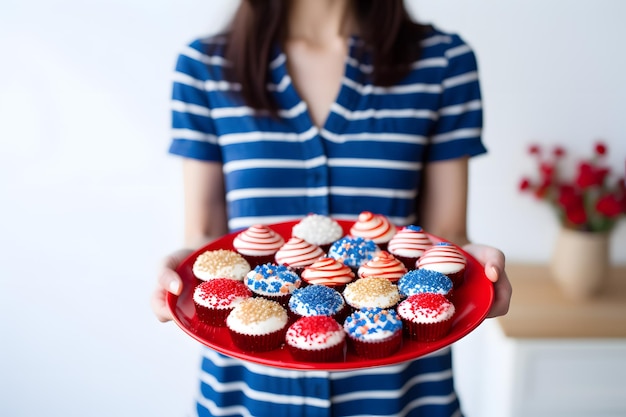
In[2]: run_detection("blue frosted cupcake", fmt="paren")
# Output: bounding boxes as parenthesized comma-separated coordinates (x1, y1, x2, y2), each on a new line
(397, 269, 453, 299)
(343, 308, 403, 359)
(288, 285, 349, 324)
(328, 236, 380, 273)
(245, 263, 302, 306)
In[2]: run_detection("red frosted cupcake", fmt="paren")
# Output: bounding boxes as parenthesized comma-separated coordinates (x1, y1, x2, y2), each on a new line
(193, 278, 252, 327)
(357, 251, 407, 282)
(275, 237, 325, 276)
(397, 293, 456, 342)
(416, 242, 467, 288)
(285, 316, 346, 362)
(226, 298, 289, 352)
(387, 225, 433, 270)
(343, 308, 403, 359)
(300, 257, 355, 291)
(232, 224, 285, 267)
(349, 211, 397, 250)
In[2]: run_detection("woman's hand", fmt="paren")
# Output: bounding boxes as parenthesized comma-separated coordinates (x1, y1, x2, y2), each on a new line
(150, 248, 194, 322)
(462, 243, 513, 318)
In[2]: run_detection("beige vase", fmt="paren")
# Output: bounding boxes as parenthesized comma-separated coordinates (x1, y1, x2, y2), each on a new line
(550, 228, 610, 300)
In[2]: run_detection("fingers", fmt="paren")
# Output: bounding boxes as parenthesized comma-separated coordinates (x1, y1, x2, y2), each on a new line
(151, 248, 194, 323)
(463, 243, 512, 318)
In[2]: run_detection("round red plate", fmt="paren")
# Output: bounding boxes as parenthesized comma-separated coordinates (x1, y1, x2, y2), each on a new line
(166, 220, 494, 371)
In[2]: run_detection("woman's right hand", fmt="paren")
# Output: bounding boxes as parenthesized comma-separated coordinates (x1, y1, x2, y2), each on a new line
(150, 248, 194, 322)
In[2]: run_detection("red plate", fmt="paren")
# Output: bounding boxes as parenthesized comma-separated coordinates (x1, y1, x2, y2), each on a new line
(166, 220, 494, 371)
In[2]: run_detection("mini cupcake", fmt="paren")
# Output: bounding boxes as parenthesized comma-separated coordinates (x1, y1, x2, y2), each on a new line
(300, 257, 355, 291)
(343, 308, 403, 359)
(192, 249, 251, 284)
(342, 277, 400, 311)
(285, 316, 346, 362)
(232, 224, 285, 267)
(387, 225, 433, 270)
(328, 236, 380, 273)
(226, 297, 289, 352)
(292, 214, 344, 252)
(193, 278, 252, 327)
(357, 251, 407, 282)
(349, 211, 397, 250)
(288, 285, 349, 324)
(416, 242, 467, 288)
(397, 293, 455, 342)
(275, 237, 325, 276)
(245, 263, 301, 306)
(396, 269, 453, 299)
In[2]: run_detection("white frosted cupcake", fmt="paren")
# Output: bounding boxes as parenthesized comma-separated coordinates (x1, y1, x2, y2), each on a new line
(232, 224, 285, 267)
(285, 316, 346, 362)
(226, 298, 288, 352)
(357, 251, 407, 282)
(275, 237, 325, 275)
(397, 293, 455, 342)
(342, 277, 400, 310)
(349, 211, 397, 250)
(192, 249, 251, 283)
(292, 214, 343, 252)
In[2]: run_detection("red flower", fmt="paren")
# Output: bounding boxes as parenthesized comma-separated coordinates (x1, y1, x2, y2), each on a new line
(518, 140, 624, 232)
(596, 195, 622, 218)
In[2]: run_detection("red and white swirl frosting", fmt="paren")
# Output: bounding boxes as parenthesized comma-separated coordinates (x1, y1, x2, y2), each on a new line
(349, 211, 396, 244)
(300, 257, 355, 286)
(387, 226, 433, 258)
(275, 237, 325, 268)
(232, 224, 285, 256)
(357, 251, 407, 282)
(416, 243, 466, 275)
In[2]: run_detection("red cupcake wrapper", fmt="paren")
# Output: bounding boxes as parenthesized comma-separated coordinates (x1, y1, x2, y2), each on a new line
(447, 269, 465, 289)
(287, 341, 346, 362)
(228, 327, 287, 352)
(402, 316, 454, 342)
(347, 330, 403, 359)
(194, 304, 232, 327)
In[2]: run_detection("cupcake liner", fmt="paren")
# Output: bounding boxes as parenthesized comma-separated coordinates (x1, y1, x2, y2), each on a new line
(347, 330, 402, 359)
(287, 341, 346, 362)
(228, 327, 287, 352)
(447, 269, 465, 289)
(391, 254, 419, 271)
(239, 254, 276, 269)
(195, 304, 232, 327)
(402, 316, 454, 342)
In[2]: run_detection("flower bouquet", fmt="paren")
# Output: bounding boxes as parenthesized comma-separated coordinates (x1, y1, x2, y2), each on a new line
(519, 141, 626, 233)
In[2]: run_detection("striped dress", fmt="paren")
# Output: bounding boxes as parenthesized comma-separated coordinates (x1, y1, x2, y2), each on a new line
(169, 27, 486, 417)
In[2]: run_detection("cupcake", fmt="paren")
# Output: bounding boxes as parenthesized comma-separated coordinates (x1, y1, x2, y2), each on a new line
(232, 224, 285, 267)
(245, 263, 301, 306)
(342, 277, 400, 311)
(275, 237, 325, 276)
(285, 316, 346, 362)
(300, 257, 355, 291)
(193, 278, 252, 327)
(396, 269, 453, 299)
(328, 236, 380, 273)
(226, 297, 289, 352)
(397, 293, 455, 342)
(416, 242, 467, 288)
(288, 285, 349, 324)
(357, 251, 407, 282)
(349, 211, 397, 250)
(192, 249, 251, 284)
(292, 214, 343, 252)
(387, 225, 433, 270)
(343, 308, 403, 359)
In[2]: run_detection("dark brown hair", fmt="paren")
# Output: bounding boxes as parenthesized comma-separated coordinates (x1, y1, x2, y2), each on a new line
(222, 0, 431, 113)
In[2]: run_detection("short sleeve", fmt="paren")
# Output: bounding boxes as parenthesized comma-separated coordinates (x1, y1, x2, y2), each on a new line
(168, 39, 222, 162)
(427, 34, 487, 161)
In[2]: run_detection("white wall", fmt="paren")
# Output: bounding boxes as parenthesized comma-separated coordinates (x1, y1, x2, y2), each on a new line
(1, 1, 624, 416)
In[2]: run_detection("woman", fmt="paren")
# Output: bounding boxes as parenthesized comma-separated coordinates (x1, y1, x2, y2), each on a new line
(152, 0, 512, 416)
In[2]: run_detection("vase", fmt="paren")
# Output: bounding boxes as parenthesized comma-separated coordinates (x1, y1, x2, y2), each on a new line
(550, 228, 610, 300)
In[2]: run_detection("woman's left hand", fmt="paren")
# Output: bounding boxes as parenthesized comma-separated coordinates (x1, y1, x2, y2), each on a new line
(462, 243, 513, 318)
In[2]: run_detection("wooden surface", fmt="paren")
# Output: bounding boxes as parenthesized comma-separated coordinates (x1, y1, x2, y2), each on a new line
(496, 263, 626, 338)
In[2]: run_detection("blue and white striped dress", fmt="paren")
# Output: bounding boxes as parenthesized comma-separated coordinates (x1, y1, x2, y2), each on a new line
(169, 27, 486, 417)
